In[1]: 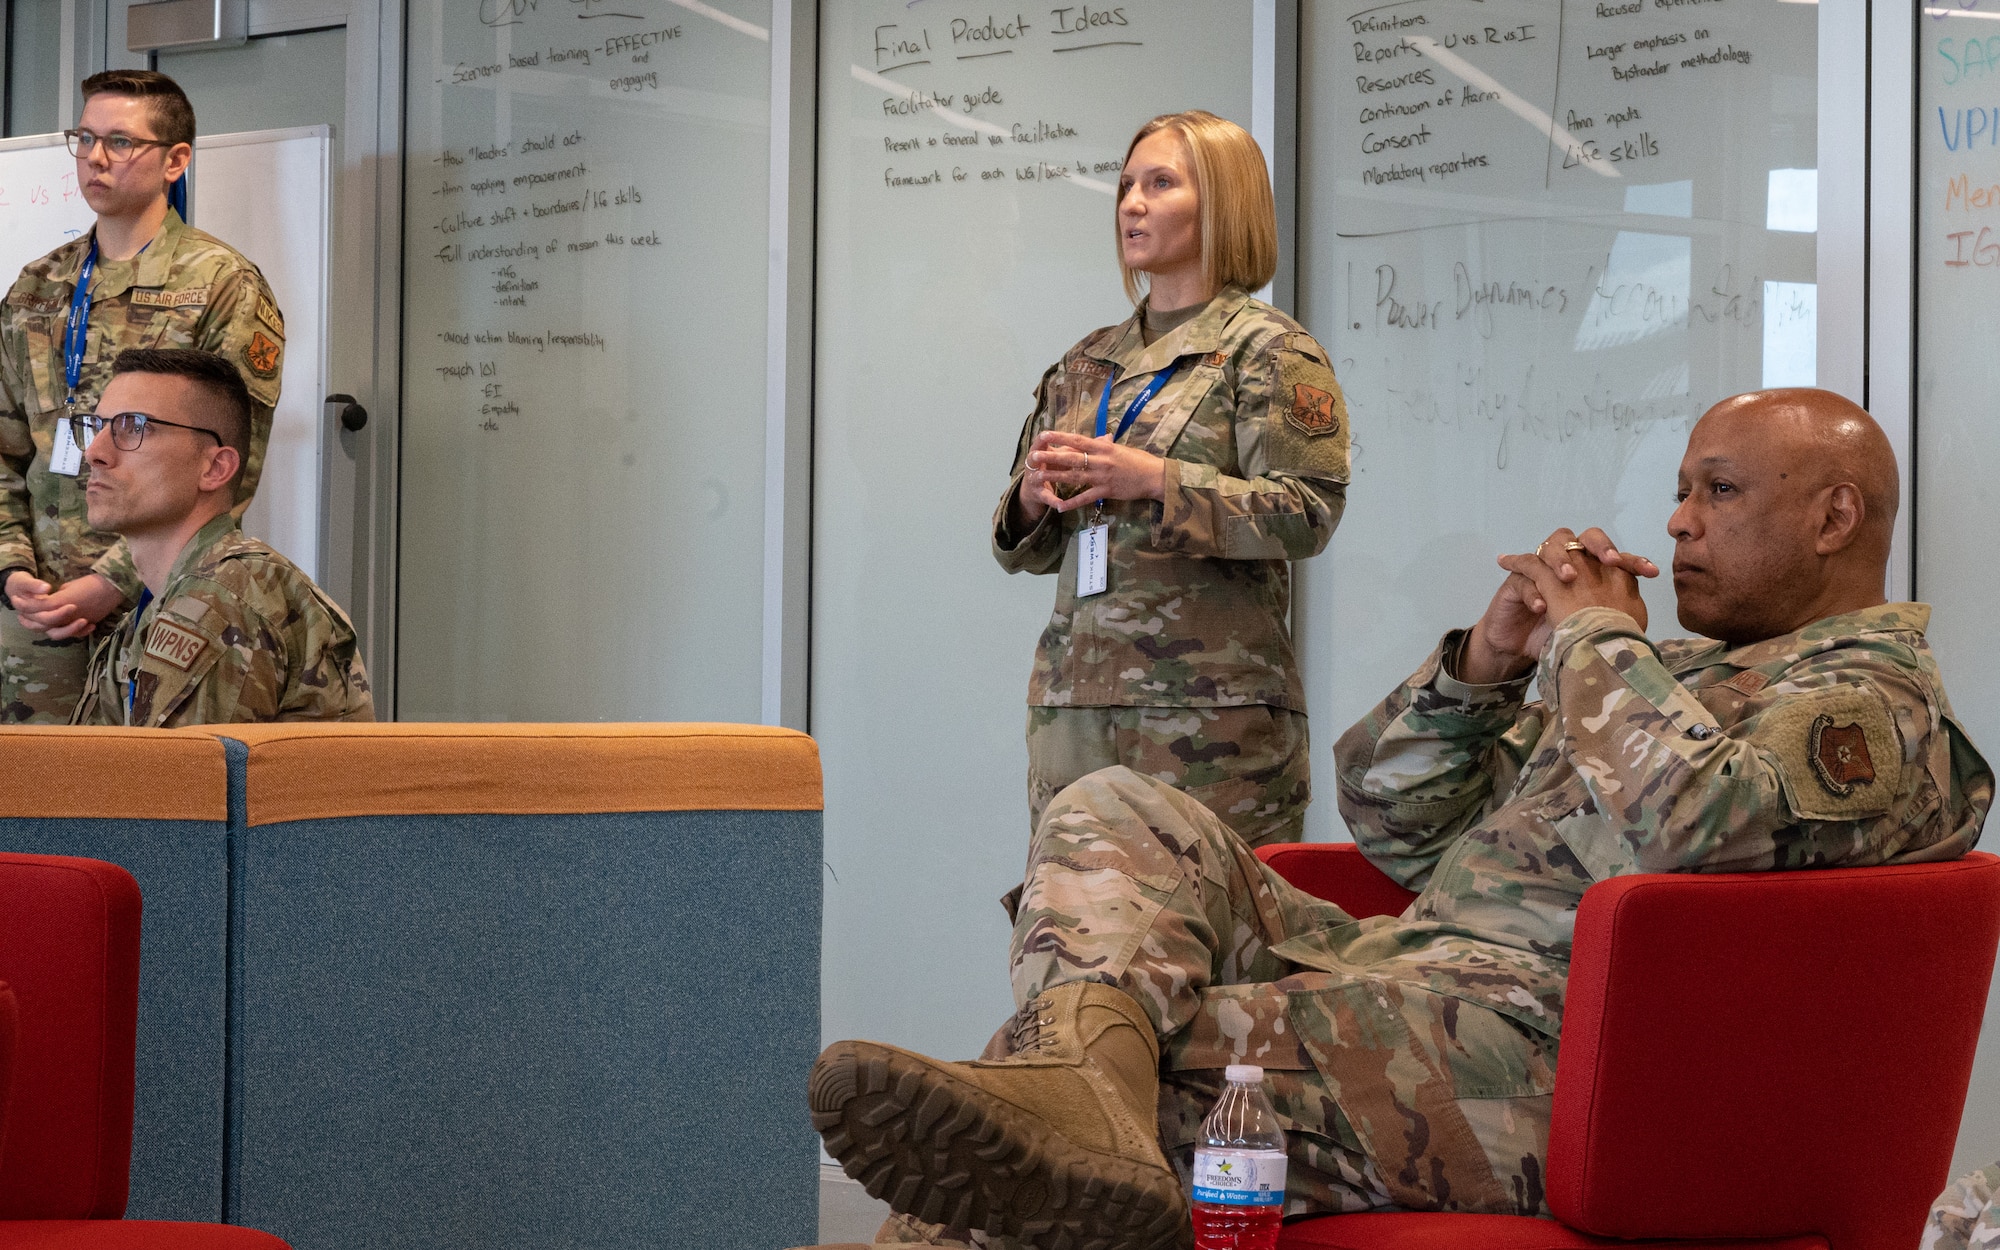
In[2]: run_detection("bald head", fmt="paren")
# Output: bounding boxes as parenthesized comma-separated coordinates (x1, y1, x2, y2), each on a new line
(1669, 389, 1898, 644)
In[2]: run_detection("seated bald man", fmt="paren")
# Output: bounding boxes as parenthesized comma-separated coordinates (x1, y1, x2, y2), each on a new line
(69, 348, 371, 726)
(809, 388, 1994, 1248)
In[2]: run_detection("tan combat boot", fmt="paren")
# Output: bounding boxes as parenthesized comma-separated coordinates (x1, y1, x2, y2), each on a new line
(809, 982, 1185, 1250)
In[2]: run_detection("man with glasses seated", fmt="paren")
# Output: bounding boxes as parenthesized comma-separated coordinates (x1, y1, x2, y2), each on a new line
(0, 69, 286, 723)
(69, 349, 367, 726)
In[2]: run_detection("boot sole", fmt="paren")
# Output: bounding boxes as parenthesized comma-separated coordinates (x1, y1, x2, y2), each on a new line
(809, 1040, 1186, 1250)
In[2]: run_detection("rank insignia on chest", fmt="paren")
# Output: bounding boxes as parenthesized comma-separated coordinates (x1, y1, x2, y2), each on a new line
(1809, 715, 1877, 796)
(1289, 383, 1339, 435)
(246, 331, 281, 377)
(144, 619, 207, 671)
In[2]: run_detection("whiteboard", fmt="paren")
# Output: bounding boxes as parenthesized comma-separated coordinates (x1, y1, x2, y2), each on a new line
(1294, 0, 1819, 842)
(0, 129, 329, 578)
(813, 0, 1257, 1063)
(396, 0, 774, 723)
(0, 134, 92, 300)
(194, 126, 332, 582)
(1913, 1, 2000, 1178)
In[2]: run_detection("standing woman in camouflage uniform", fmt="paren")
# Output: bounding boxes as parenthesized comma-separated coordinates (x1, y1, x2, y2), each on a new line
(993, 110, 1352, 847)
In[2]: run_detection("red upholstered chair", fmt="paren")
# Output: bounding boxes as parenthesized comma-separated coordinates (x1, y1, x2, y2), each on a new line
(0, 853, 291, 1249)
(1255, 842, 2000, 1250)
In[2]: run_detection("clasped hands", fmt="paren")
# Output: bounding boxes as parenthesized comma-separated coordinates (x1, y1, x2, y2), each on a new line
(2, 570, 121, 641)
(1459, 528, 1660, 686)
(1016, 430, 1169, 523)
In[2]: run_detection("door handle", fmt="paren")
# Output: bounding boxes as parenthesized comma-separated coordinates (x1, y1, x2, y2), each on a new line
(326, 394, 368, 432)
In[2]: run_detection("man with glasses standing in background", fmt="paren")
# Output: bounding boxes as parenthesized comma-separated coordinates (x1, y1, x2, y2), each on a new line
(0, 69, 286, 722)
(69, 349, 367, 726)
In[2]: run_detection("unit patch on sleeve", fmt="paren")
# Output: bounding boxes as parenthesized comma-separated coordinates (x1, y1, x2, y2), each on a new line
(246, 332, 281, 378)
(143, 618, 208, 671)
(1809, 715, 1877, 796)
(1290, 383, 1340, 436)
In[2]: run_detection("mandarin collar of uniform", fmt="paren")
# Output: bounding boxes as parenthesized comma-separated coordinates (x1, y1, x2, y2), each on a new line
(1095, 285, 1251, 378)
(160, 511, 241, 592)
(75, 208, 188, 301)
(1679, 601, 1933, 673)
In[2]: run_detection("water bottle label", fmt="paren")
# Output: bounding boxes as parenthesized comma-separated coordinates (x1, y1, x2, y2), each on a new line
(1191, 1148, 1287, 1207)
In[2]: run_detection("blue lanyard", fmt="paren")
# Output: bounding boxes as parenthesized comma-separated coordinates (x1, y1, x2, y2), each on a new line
(63, 239, 99, 408)
(1096, 362, 1179, 443)
(125, 587, 153, 723)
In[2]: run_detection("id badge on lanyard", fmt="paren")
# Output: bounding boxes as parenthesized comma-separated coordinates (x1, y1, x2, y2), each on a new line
(50, 240, 100, 477)
(1076, 362, 1177, 599)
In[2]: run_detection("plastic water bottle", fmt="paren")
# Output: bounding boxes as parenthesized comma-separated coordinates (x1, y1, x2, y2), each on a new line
(1191, 1063, 1287, 1250)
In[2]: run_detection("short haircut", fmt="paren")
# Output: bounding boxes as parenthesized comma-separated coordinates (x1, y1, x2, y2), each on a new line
(1119, 111, 1278, 305)
(81, 70, 196, 148)
(109, 349, 251, 486)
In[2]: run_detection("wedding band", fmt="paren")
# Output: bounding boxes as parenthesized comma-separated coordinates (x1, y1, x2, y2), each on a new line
(1564, 541, 1587, 552)
(1083, 453, 1090, 471)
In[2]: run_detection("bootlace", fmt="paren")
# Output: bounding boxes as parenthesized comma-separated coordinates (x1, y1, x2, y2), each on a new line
(1007, 999, 1058, 1056)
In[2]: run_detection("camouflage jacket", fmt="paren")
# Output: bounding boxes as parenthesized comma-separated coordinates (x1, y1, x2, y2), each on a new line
(1927, 1161, 2000, 1250)
(0, 210, 285, 598)
(1326, 603, 1992, 1040)
(992, 287, 1351, 711)
(74, 514, 371, 727)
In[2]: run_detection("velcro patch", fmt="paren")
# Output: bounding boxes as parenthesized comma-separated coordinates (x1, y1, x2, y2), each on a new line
(246, 331, 281, 378)
(257, 295, 285, 333)
(1756, 685, 1902, 821)
(163, 595, 212, 627)
(143, 618, 208, 671)
(8, 293, 64, 314)
(1203, 350, 1228, 368)
(1725, 669, 1771, 695)
(1067, 359, 1112, 380)
(130, 287, 211, 309)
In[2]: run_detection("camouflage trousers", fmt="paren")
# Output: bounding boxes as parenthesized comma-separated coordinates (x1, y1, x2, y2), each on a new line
(1013, 766, 1554, 1220)
(1025, 705, 1309, 850)
(1926, 1162, 2000, 1250)
(0, 609, 90, 724)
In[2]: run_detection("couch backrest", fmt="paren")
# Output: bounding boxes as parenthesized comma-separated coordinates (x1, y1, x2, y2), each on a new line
(1549, 852, 2000, 1250)
(0, 853, 143, 1219)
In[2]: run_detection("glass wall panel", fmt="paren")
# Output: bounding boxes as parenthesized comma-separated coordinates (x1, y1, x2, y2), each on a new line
(1297, 0, 1818, 842)
(812, 0, 1258, 1059)
(398, 0, 771, 720)
(5, 0, 62, 137)
(1915, 0, 2000, 1177)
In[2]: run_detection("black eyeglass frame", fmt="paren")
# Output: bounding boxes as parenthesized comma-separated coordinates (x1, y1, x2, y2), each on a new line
(68, 411, 224, 452)
(62, 129, 174, 163)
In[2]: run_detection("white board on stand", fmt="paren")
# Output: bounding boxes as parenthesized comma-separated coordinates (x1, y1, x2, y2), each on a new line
(192, 126, 331, 582)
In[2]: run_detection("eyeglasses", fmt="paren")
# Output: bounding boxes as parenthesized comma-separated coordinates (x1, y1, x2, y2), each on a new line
(68, 411, 222, 452)
(63, 129, 172, 163)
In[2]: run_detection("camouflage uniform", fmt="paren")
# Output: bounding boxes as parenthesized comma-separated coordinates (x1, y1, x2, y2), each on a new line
(0, 209, 286, 723)
(1928, 1162, 2000, 1250)
(994, 286, 1351, 847)
(72, 513, 370, 727)
(1006, 603, 1991, 1219)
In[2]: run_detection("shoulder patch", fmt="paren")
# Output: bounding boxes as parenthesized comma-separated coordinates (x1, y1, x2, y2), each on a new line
(130, 287, 211, 309)
(1755, 685, 1904, 822)
(143, 618, 209, 671)
(257, 295, 284, 334)
(245, 331, 281, 378)
(1290, 383, 1340, 435)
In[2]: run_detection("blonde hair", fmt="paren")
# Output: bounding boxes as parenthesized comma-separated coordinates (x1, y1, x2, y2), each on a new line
(1118, 110, 1277, 305)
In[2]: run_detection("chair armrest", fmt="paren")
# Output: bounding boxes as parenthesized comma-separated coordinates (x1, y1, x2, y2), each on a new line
(1549, 852, 2000, 1249)
(1254, 843, 1418, 919)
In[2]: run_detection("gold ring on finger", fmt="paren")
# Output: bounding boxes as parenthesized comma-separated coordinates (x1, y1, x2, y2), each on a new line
(1564, 541, 1587, 552)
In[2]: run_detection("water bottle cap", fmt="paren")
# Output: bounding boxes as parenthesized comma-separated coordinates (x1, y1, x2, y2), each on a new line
(1225, 1064, 1264, 1084)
